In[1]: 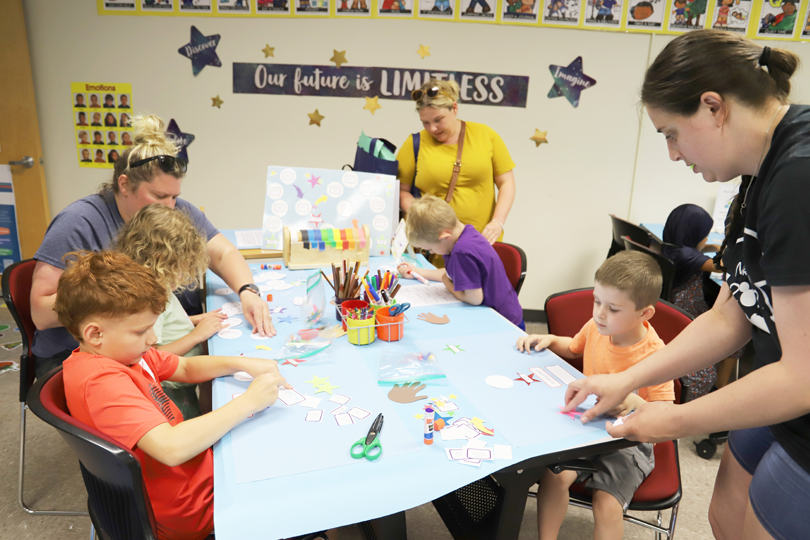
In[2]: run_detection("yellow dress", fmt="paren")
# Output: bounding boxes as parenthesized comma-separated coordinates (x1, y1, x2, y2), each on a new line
(397, 121, 515, 241)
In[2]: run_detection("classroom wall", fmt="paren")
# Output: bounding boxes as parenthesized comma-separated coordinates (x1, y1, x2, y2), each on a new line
(22, 1, 810, 310)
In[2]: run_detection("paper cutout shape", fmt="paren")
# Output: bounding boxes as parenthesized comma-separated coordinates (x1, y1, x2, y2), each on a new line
(472, 417, 495, 436)
(278, 387, 306, 406)
(331, 405, 348, 415)
(305, 410, 324, 422)
(335, 412, 354, 426)
(306, 174, 322, 188)
(178, 26, 222, 76)
(308, 109, 325, 126)
(282, 358, 306, 366)
(530, 129, 549, 147)
(548, 56, 596, 108)
(364, 96, 382, 115)
(211, 95, 224, 108)
(443, 344, 465, 354)
(388, 382, 428, 403)
(305, 375, 330, 387)
(417, 312, 450, 324)
(613, 415, 625, 426)
(225, 317, 243, 328)
(255, 345, 273, 351)
(262, 44, 275, 58)
(277, 315, 298, 323)
(347, 407, 371, 419)
(233, 371, 253, 381)
(330, 49, 348, 68)
(449, 393, 458, 399)
(166, 119, 195, 161)
(414, 413, 424, 419)
(558, 405, 584, 421)
(314, 381, 341, 395)
(417, 44, 431, 59)
(329, 394, 350, 405)
(217, 328, 242, 339)
(299, 395, 322, 408)
(485, 375, 514, 389)
(514, 372, 538, 386)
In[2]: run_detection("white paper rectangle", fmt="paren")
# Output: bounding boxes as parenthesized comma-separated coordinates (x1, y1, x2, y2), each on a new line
(347, 407, 371, 420)
(329, 394, 351, 405)
(235, 229, 263, 248)
(394, 282, 461, 307)
(530, 367, 562, 388)
(494, 445, 513, 460)
(440, 427, 467, 441)
(459, 459, 482, 467)
(463, 439, 487, 449)
(517, 373, 534, 385)
(305, 410, 323, 422)
(547, 365, 579, 385)
(436, 402, 459, 412)
(448, 448, 466, 460)
(459, 425, 481, 440)
(330, 405, 348, 415)
(335, 413, 354, 426)
(277, 388, 305, 406)
(299, 395, 322, 408)
(466, 448, 493, 461)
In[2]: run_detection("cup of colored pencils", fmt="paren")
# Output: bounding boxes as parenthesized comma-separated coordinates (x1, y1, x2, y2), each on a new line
(322, 260, 365, 321)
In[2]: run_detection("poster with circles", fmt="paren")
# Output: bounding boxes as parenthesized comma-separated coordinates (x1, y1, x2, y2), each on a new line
(262, 166, 399, 256)
(72, 82, 133, 169)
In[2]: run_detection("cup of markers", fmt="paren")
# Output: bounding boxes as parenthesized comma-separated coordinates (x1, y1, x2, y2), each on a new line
(346, 307, 376, 346)
(375, 306, 405, 342)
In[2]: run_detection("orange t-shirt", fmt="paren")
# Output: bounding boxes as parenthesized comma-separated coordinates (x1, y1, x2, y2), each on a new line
(64, 348, 213, 540)
(569, 319, 675, 402)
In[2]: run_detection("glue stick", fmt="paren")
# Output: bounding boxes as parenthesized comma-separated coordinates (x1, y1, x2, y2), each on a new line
(424, 407, 435, 445)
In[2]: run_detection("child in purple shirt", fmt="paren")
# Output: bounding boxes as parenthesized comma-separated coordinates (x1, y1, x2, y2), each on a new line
(398, 195, 525, 329)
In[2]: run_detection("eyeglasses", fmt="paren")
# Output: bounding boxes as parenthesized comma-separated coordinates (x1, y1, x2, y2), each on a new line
(411, 86, 451, 102)
(129, 155, 188, 174)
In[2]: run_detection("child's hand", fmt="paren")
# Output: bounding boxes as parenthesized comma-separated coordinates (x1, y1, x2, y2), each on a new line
(398, 262, 416, 279)
(244, 372, 291, 413)
(607, 392, 647, 418)
(516, 334, 554, 353)
(190, 309, 227, 326)
(192, 316, 227, 342)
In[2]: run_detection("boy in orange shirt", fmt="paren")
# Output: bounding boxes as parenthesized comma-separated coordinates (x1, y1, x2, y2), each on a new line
(55, 251, 290, 540)
(516, 251, 674, 540)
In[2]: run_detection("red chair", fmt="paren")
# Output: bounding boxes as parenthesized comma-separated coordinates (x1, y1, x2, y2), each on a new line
(2, 259, 86, 516)
(540, 287, 695, 539)
(493, 242, 527, 296)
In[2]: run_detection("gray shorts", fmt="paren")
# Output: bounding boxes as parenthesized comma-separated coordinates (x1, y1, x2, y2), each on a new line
(575, 443, 655, 511)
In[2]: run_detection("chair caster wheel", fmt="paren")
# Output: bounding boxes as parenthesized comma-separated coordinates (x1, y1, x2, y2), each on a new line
(694, 438, 717, 460)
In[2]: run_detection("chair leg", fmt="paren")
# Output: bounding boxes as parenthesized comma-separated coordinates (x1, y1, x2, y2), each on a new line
(90, 523, 96, 540)
(19, 403, 88, 516)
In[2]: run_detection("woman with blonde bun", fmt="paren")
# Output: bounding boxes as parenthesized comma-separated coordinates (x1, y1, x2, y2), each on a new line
(31, 114, 275, 378)
(397, 79, 517, 248)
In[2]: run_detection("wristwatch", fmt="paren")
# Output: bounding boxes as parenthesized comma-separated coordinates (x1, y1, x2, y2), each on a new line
(238, 283, 260, 297)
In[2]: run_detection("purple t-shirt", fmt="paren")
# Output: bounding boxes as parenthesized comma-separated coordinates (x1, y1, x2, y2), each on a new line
(443, 225, 523, 327)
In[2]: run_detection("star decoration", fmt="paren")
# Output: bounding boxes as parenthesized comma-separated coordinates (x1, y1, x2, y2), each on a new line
(314, 381, 341, 395)
(270, 171, 277, 176)
(262, 44, 275, 58)
(306, 308, 323, 325)
(166, 119, 195, 161)
(178, 26, 222, 76)
(548, 56, 596, 108)
(364, 96, 382, 115)
(417, 44, 431, 59)
(447, 411, 455, 416)
(211, 95, 224, 108)
(448, 394, 458, 399)
(306, 175, 322, 188)
(277, 315, 298, 323)
(255, 345, 272, 351)
(282, 358, 306, 366)
(308, 109, 325, 127)
(414, 413, 424, 420)
(330, 49, 348, 68)
(443, 344, 465, 354)
(515, 373, 538, 386)
(558, 405, 584, 421)
(530, 129, 549, 147)
(305, 375, 330, 387)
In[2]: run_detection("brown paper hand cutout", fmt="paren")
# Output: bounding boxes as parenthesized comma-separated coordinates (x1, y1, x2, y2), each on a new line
(417, 312, 450, 325)
(388, 382, 428, 403)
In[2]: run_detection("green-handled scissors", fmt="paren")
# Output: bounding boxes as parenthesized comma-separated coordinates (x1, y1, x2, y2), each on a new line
(350, 413, 383, 461)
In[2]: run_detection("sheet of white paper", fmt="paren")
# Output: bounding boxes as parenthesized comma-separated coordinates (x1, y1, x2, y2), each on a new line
(440, 427, 467, 441)
(530, 367, 562, 388)
(547, 364, 578, 385)
(235, 229, 263, 248)
(299, 395, 322, 408)
(436, 402, 459, 412)
(348, 407, 371, 420)
(335, 413, 354, 426)
(463, 439, 487, 449)
(277, 388, 305, 406)
(394, 283, 461, 307)
(225, 317, 243, 328)
(485, 375, 514, 389)
(329, 394, 351, 405)
(459, 459, 482, 467)
(305, 410, 324, 422)
(466, 448, 493, 460)
(445, 448, 465, 461)
(494, 444, 513, 460)
(217, 328, 242, 339)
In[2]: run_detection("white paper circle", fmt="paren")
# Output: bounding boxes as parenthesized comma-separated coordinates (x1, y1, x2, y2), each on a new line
(221, 302, 242, 313)
(280, 168, 297, 184)
(292, 296, 305, 306)
(264, 216, 282, 233)
(225, 318, 243, 328)
(337, 201, 354, 218)
(266, 272, 286, 280)
(342, 171, 359, 188)
(271, 281, 293, 291)
(217, 328, 243, 339)
(214, 288, 234, 296)
(370, 196, 386, 213)
(259, 284, 273, 292)
(372, 215, 389, 232)
(267, 183, 284, 200)
(271, 200, 288, 217)
(295, 199, 312, 216)
(254, 273, 269, 283)
(359, 180, 376, 197)
(234, 371, 254, 382)
(326, 182, 344, 198)
(250, 332, 271, 340)
(485, 375, 514, 389)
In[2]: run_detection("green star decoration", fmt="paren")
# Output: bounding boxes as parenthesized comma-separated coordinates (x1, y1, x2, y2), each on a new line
(314, 381, 341, 395)
(305, 375, 330, 387)
(443, 344, 465, 354)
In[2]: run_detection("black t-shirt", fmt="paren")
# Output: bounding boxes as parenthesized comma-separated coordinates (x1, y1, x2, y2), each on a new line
(723, 104, 810, 474)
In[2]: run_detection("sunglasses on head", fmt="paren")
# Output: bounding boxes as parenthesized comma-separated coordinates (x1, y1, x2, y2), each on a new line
(129, 154, 188, 174)
(411, 86, 450, 102)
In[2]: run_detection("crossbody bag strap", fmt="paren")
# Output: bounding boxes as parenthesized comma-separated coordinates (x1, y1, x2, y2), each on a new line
(445, 120, 466, 203)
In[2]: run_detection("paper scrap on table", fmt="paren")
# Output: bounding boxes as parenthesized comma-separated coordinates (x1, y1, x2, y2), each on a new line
(463, 438, 487, 449)
(465, 447, 493, 461)
(330, 405, 348, 415)
(233, 371, 253, 382)
(435, 401, 459, 412)
(445, 448, 465, 461)
(235, 229, 263, 248)
(494, 445, 513, 460)
(292, 297, 305, 306)
(530, 367, 562, 388)
(394, 283, 461, 307)
(546, 364, 579, 385)
(225, 317, 243, 328)
(335, 412, 354, 426)
(459, 459, 482, 467)
(348, 407, 371, 420)
(278, 388, 305, 406)
(299, 395, 322, 408)
(217, 328, 242, 339)
(613, 416, 625, 426)
(329, 394, 351, 405)
(305, 410, 324, 422)
(221, 301, 242, 316)
(485, 375, 514, 389)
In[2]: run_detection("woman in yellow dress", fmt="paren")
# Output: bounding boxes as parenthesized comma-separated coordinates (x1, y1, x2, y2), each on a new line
(397, 79, 517, 248)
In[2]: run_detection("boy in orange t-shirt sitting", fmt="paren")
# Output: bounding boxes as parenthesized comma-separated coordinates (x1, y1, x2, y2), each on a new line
(55, 251, 290, 540)
(516, 251, 674, 540)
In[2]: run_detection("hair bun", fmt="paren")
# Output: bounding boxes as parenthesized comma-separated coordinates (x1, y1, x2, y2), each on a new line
(131, 114, 169, 146)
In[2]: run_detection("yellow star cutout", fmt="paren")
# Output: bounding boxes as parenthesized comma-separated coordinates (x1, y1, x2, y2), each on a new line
(262, 44, 275, 58)
(449, 394, 458, 399)
(270, 171, 277, 176)
(211, 95, 224, 109)
(255, 345, 272, 351)
(308, 109, 325, 127)
(364, 96, 382, 115)
(417, 44, 431, 59)
(314, 381, 341, 395)
(305, 375, 330, 387)
(530, 129, 549, 147)
(414, 413, 424, 420)
(330, 50, 348, 68)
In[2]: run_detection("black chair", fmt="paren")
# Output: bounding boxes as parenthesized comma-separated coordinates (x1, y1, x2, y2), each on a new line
(608, 214, 651, 258)
(623, 236, 676, 302)
(2, 258, 86, 516)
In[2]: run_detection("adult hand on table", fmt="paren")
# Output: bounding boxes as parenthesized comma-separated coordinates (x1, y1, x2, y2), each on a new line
(481, 220, 503, 245)
(240, 291, 276, 337)
(604, 401, 680, 443)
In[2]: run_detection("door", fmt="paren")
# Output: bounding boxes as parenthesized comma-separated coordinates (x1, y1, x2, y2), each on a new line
(0, 0, 51, 260)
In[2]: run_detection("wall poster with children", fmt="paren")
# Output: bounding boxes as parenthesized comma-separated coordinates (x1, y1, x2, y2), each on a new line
(417, 0, 456, 18)
(261, 166, 399, 255)
(503, 0, 540, 22)
(757, 0, 802, 37)
(711, 0, 752, 31)
(626, 0, 665, 29)
(583, 0, 625, 27)
(542, 0, 582, 25)
(667, 0, 710, 31)
(72, 82, 134, 169)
